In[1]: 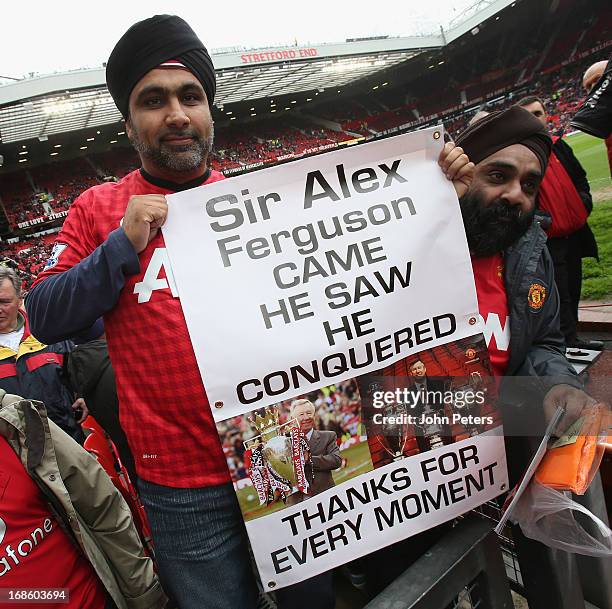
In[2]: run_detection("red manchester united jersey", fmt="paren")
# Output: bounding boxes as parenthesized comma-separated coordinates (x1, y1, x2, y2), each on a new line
(471, 253, 510, 377)
(34, 169, 230, 487)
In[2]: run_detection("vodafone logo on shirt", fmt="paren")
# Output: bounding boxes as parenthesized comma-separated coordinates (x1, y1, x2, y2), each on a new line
(0, 515, 55, 577)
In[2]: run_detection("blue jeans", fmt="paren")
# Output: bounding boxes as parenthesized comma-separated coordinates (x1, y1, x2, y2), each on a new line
(138, 479, 258, 609)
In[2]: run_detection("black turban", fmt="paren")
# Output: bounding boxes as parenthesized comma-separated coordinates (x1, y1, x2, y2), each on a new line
(455, 105, 552, 174)
(106, 15, 216, 118)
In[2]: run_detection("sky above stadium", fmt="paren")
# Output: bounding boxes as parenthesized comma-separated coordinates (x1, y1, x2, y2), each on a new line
(2, 0, 479, 79)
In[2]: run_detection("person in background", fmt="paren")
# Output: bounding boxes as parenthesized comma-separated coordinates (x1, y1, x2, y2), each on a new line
(581, 60, 612, 176)
(0, 267, 86, 443)
(517, 95, 599, 350)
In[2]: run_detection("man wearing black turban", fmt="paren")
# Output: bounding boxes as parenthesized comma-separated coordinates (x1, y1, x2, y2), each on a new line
(455, 105, 594, 438)
(26, 15, 260, 609)
(106, 14, 217, 183)
(106, 14, 216, 120)
(452, 107, 600, 607)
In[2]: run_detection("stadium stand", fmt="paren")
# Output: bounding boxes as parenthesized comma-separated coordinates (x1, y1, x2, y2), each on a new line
(1, 0, 610, 293)
(90, 148, 140, 180)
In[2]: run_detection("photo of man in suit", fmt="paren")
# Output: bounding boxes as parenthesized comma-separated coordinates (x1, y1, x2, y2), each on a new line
(408, 359, 453, 452)
(286, 399, 342, 506)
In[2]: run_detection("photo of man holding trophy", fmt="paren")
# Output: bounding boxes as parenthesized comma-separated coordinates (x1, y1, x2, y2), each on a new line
(218, 383, 371, 521)
(243, 405, 311, 507)
(285, 399, 343, 506)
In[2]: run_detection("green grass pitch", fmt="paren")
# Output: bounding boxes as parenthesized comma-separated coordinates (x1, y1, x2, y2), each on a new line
(567, 132, 611, 299)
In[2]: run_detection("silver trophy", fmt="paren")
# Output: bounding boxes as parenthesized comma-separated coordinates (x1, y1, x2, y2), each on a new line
(379, 402, 412, 461)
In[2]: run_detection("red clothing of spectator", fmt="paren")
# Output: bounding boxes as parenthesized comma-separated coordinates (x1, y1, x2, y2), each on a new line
(33, 169, 230, 488)
(471, 254, 511, 377)
(538, 137, 588, 238)
(606, 135, 612, 176)
(0, 438, 107, 609)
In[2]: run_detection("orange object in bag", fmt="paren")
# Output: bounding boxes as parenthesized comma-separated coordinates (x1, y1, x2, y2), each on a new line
(535, 403, 611, 495)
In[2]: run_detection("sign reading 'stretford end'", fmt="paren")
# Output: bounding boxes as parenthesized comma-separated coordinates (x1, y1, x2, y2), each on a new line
(163, 127, 480, 421)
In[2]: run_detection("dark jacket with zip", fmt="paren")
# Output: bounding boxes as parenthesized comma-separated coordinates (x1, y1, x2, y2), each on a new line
(0, 311, 82, 442)
(502, 219, 581, 399)
(66, 339, 136, 480)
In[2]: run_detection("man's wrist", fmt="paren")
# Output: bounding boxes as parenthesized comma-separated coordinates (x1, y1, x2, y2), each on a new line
(108, 227, 141, 275)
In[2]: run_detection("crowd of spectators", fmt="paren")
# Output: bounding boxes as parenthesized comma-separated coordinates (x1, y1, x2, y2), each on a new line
(91, 148, 141, 179)
(2, 159, 100, 229)
(209, 119, 354, 170)
(1, 233, 57, 291)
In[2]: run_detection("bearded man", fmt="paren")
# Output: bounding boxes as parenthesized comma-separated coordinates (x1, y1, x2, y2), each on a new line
(455, 105, 594, 436)
(26, 15, 258, 609)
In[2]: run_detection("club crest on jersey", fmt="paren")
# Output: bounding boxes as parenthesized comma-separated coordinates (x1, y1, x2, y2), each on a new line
(44, 243, 68, 270)
(527, 283, 546, 311)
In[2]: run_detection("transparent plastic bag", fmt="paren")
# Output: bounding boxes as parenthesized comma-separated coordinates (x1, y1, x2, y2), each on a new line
(511, 480, 612, 557)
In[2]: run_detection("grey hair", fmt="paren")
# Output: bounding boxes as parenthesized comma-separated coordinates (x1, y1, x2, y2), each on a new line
(0, 266, 22, 298)
(290, 399, 315, 417)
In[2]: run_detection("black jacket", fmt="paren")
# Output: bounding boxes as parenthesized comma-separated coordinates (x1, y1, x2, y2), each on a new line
(503, 220, 581, 394)
(66, 339, 136, 480)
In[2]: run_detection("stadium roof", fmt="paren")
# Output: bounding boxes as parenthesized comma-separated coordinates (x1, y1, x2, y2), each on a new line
(0, 37, 442, 145)
(0, 0, 515, 152)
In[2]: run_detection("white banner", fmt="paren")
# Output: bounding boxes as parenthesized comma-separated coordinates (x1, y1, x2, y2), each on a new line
(163, 130, 508, 589)
(163, 127, 481, 422)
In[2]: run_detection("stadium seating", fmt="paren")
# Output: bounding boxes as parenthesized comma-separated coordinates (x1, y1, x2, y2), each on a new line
(91, 148, 140, 179)
(82, 416, 154, 556)
(1, 233, 57, 291)
(1, 0, 609, 291)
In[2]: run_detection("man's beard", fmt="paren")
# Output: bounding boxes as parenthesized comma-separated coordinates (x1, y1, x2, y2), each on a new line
(130, 126, 214, 173)
(459, 189, 534, 257)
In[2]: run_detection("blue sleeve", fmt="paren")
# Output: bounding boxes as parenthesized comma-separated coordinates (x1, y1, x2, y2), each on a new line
(26, 228, 140, 344)
(71, 318, 105, 344)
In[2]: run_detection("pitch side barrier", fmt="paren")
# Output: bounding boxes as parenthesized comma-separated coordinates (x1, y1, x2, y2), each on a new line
(361, 510, 604, 609)
(363, 516, 513, 609)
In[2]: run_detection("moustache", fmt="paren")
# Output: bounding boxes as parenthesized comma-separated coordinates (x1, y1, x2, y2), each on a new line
(159, 130, 198, 141)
